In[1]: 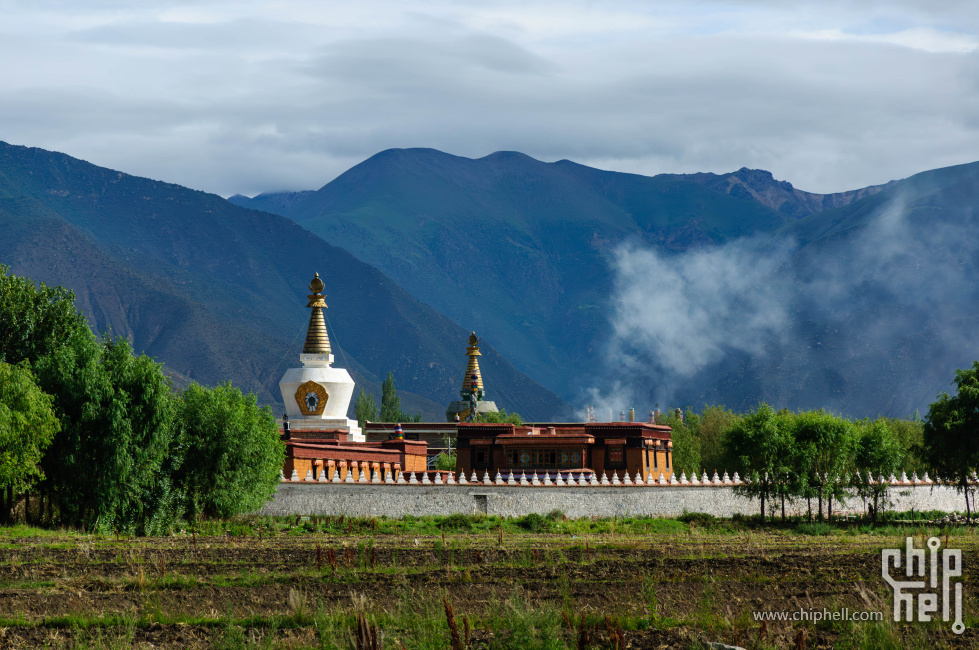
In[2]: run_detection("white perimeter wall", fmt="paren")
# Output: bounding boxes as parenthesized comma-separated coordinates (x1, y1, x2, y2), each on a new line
(260, 483, 966, 519)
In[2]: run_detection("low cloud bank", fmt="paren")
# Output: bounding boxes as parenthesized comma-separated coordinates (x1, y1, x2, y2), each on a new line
(585, 192, 979, 419)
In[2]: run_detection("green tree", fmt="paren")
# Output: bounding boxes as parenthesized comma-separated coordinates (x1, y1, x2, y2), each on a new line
(376, 372, 422, 422)
(379, 372, 401, 422)
(0, 265, 93, 367)
(854, 419, 903, 523)
(2, 266, 181, 532)
(662, 410, 700, 477)
(880, 416, 925, 474)
(354, 388, 377, 428)
(791, 409, 858, 520)
(923, 362, 979, 519)
(666, 406, 740, 477)
(35, 336, 177, 534)
(724, 404, 794, 520)
(434, 451, 457, 471)
(476, 409, 523, 425)
(172, 382, 284, 520)
(695, 406, 740, 475)
(0, 362, 60, 522)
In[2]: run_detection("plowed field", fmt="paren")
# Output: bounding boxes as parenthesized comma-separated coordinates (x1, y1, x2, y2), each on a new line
(0, 519, 975, 649)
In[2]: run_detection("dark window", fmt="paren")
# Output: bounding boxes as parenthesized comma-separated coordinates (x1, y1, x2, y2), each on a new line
(608, 446, 624, 466)
(475, 449, 488, 465)
(504, 448, 582, 469)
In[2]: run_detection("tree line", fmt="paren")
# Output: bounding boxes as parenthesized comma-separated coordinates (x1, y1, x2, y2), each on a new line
(664, 369, 979, 521)
(0, 266, 284, 534)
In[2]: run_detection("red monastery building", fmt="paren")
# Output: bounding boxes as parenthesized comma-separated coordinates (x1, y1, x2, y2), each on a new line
(275, 274, 672, 483)
(455, 421, 673, 482)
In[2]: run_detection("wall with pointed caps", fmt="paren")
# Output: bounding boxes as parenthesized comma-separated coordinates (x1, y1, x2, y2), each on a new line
(260, 479, 964, 518)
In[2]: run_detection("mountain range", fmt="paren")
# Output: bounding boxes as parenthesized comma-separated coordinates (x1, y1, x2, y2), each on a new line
(231, 150, 876, 400)
(4, 139, 977, 420)
(231, 149, 979, 417)
(0, 142, 567, 421)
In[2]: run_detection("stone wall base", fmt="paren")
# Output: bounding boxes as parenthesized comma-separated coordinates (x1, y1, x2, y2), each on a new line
(259, 484, 966, 519)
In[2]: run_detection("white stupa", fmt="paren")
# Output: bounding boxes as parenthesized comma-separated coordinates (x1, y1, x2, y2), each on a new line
(278, 273, 363, 441)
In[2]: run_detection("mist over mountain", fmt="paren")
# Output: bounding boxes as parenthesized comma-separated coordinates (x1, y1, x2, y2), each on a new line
(232, 149, 835, 401)
(230, 148, 969, 418)
(0, 141, 568, 421)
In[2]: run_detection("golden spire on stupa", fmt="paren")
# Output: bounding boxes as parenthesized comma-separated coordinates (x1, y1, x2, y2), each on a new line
(302, 273, 332, 354)
(461, 331, 484, 399)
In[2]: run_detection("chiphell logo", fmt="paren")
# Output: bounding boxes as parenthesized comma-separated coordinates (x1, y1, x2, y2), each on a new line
(882, 537, 964, 634)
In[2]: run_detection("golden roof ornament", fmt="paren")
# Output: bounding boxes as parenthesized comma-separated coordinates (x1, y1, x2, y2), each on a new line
(302, 272, 331, 354)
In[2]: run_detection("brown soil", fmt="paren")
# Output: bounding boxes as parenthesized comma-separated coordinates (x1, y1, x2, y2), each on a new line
(0, 531, 975, 648)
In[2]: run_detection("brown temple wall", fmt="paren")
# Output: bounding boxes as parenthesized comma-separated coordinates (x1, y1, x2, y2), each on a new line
(625, 448, 643, 479)
(591, 447, 606, 475)
(401, 454, 428, 473)
(492, 448, 507, 473)
(457, 451, 473, 476)
(283, 437, 428, 483)
(284, 457, 314, 479)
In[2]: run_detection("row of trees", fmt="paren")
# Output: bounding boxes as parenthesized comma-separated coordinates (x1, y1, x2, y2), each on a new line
(727, 406, 908, 521)
(0, 266, 284, 533)
(666, 363, 979, 521)
(663, 404, 924, 521)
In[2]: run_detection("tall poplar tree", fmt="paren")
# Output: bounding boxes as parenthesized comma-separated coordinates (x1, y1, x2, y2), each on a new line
(0, 362, 60, 522)
(354, 388, 377, 428)
(724, 404, 794, 520)
(923, 362, 979, 519)
(379, 372, 401, 422)
(172, 382, 284, 520)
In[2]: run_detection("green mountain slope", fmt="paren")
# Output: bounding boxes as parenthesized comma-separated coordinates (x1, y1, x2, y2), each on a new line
(231, 149, 787, 398)
(231, 148, 880, 401)
(608, 160, 979, 417)
(0, 142, 568, 421)
(232, 149, 979, 418)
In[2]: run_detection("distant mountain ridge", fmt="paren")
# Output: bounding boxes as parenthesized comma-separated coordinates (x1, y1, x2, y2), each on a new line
(0, 141, 568, 421)
(661, 167, 895, 218)
(6, 139, 975, 420)
(229, 148, 892, 402)
(231, 148, 798, 400)
(230, 149, 979, 418)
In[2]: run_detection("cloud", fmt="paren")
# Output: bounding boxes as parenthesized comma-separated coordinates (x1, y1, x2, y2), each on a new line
(589, 182, 979, 418)
(789, 27, 979, 53)
(0, 2, 977, 196)
(608, 237, 794, 379)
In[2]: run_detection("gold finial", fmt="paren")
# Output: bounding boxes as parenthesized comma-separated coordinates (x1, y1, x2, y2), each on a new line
(309, 272, 325, 294)
(465, 331, 481, 356)
(303, 273, 331, 354)
(306, 272, 327, 309)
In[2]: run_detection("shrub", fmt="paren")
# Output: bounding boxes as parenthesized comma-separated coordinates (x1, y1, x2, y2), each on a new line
(516, 513, 552, 533)
(545, 509, 566, 522)
(439, 513, 475, 532)
(677, 512, 717, 526)
(794, 522, 834, 536)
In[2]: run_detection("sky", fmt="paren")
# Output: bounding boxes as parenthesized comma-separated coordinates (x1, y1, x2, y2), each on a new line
(1, 0, 977, 197)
